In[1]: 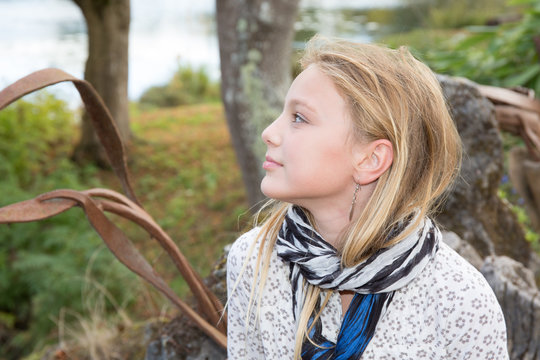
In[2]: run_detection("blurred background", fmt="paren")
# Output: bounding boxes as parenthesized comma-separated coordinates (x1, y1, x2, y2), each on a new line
(1, 0, 538, 358)
(0, 0, 400, 104)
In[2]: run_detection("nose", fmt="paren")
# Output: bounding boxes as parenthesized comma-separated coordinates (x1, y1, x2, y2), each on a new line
(261, 116, 281, 146)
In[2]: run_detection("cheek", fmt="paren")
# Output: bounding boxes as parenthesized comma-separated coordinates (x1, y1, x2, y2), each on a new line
(297, 146, 352, 182)
(316, 143, 353, 169)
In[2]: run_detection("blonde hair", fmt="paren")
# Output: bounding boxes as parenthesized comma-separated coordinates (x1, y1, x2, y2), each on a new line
(242, 36, 462, 359)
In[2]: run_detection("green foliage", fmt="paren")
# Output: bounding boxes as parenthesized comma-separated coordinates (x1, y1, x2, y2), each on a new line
(422, 0, 540, 94)
(0, 93, 74, 187)
(381, 28, 458, 57)
(138, 63, 220, 109)
(399, 0, 509, 29)
(0, 94, 138, 358)
(428, 0, 508, 28)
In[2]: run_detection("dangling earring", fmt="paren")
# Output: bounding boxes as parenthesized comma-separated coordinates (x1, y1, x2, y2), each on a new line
(349, 183, 360, 221)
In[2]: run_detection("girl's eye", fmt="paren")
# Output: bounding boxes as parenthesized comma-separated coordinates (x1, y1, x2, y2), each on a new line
(293, 113, 307, 124)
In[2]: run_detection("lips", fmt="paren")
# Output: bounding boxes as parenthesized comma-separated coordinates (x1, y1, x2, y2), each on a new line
(263, 155, 283, 170)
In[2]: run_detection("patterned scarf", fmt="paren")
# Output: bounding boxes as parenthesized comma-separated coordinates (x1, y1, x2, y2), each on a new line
(276, 205, 440, 359)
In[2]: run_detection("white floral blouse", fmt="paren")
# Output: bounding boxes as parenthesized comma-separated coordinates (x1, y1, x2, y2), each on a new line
(226, 227, 509, 359)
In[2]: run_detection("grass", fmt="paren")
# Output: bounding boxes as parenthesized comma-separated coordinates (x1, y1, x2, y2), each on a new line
(2, 98, 249, 359)
(106, 102, 249, 297)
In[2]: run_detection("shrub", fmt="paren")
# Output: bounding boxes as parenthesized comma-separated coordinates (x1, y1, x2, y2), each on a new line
(422, 0, 540, 94)
(0, 94, 138, 358)
(139, 63, 220, 109)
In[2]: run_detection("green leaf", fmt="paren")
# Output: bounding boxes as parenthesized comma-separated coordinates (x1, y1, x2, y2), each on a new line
(455, 31, 495, 50)
(504, 63, 540, 86)
(464, 25, 499, 33)
(507, 0, 536, 6)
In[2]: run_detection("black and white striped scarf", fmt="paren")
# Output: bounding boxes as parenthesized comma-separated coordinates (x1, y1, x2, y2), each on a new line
(276, 205, 440, 359)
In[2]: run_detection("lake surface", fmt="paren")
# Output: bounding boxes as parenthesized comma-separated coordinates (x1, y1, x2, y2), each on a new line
(0, 0, 400, 106)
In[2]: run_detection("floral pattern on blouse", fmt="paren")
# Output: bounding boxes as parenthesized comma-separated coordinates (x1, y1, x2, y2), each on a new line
(227, 227, 509, 360)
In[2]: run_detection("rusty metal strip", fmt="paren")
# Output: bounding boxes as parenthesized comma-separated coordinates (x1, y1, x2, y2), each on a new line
(0, 68, 139, 206)
(0, 69, 228, 345)
(91, 192, 226, 331)
(0, 190, 227, 347)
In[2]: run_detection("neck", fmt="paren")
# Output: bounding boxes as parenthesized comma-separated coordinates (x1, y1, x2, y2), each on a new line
(304, 183, 375, 247)
(309, 207, 349, 246)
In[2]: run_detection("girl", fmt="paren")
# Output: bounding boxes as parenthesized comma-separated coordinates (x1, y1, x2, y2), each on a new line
(227, 36, 508, 359)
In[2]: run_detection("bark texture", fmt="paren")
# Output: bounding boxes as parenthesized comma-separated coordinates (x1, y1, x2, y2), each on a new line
(72, 0, 130, 166)
(216, 0, 300, 208)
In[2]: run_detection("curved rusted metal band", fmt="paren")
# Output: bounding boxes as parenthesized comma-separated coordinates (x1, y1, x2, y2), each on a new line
(0, 68, 139, 206)
(0, 70, 228, 345)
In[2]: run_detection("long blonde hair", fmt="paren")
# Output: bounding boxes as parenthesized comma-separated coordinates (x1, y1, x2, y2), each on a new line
(243, 36, 462, 359)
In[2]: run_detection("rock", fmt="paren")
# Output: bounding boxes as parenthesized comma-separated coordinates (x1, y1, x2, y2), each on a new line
(436, 75, 540, 276)
(442, 231, 484, 269)
(144, 305, 226, 360)
(186, 339, 227, 360)
(146, 338, 178, 360)
(144, 247, 229, 360)
(481, 256, 540, 360)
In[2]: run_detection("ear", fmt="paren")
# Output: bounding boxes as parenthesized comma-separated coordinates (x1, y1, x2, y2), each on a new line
(352, 139, 393, 185)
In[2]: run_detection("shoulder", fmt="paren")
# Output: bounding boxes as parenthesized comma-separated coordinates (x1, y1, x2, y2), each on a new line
(427, 242, 508, 356)
(366, 241, 508, 359)
(429, 242, 503, 314)
(228, 227, 260, 262)
(385, 239, 504, 322)
(226, 227, 297, 359)
(429, 241, 492, 291)
(227, 227, 262, 277)
(429, 242, 506, 322)
(227, 226, 290, 292)
(227, 226, 293, 308)
(230, 226, 261, 251)
(419, 242, 507, 337)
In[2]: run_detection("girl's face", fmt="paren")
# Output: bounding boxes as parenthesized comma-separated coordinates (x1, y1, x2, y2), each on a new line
(261, 65, 359, 209)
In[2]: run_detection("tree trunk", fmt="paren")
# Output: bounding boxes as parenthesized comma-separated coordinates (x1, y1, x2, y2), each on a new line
(72, 0, 130, 167)
(216, 0, 300, 209)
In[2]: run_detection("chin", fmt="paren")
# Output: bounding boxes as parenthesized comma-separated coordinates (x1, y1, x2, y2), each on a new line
(261, 181, 286, 202)
(260, 177, 273, 197)
(261, 177, 310, 204)
(260, 184, 277, 199)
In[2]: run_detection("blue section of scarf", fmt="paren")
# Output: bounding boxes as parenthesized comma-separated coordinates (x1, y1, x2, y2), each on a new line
(301, 293, 393, 360)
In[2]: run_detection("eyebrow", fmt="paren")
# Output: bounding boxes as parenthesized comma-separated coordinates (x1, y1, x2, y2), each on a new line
(288, 98, 317, 115)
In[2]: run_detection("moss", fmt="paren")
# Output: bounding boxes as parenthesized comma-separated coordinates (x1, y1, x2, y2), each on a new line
(236, 18, 248, 34)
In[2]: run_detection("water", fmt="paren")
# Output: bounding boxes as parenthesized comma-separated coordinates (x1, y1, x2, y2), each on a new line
(0, 0, 399, 106)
